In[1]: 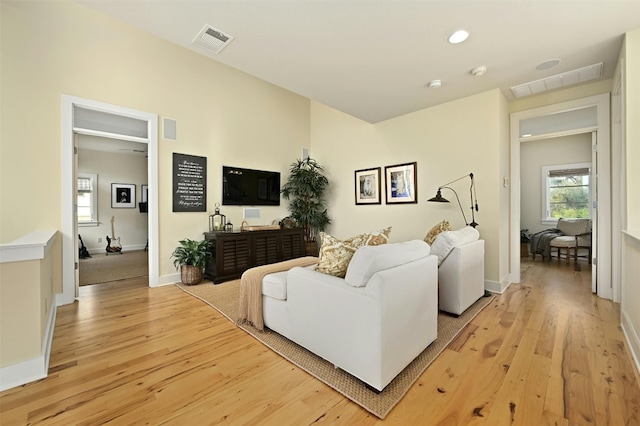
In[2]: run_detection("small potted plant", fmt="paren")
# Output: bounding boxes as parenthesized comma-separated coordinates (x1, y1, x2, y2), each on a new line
(172, 238, 212, 285)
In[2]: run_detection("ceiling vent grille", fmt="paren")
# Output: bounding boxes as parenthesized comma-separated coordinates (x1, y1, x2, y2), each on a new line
(511, 62, 603, 98)
(192, 24, 234, 54)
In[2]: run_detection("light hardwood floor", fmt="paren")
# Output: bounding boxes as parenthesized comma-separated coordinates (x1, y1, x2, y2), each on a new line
(1, 258, 639, 425)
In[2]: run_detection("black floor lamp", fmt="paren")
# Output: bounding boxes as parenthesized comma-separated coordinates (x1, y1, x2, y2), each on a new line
(428, 173, 479, 228)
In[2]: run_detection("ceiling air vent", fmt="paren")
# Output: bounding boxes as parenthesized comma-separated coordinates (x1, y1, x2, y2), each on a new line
(192, 24, 234, 54)
(511, 62, 603, 98)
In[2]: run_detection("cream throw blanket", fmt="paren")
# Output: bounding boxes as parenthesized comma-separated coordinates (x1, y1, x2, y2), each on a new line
(237, 256, 318, 331)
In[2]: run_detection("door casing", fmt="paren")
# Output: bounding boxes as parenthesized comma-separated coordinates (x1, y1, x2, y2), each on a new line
(60, 95, 159, 305)
(510, 93, 612, 300)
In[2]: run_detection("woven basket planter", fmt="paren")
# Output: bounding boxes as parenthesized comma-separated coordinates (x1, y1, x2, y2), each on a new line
(305, 241, 318, 257)
(181, 265, 203, 285)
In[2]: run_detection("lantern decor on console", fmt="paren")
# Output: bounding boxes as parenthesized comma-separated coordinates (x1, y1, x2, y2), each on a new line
(209, 202, 227, 232)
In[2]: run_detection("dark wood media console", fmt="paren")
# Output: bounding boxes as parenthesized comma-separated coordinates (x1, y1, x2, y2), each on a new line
(203, 227, 305, 283)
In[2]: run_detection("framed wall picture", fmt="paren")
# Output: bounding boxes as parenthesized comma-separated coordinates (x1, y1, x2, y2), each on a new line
(385, 162, 417, 204)
(354, 167, 381, 205)
(111, 183, 136, 208)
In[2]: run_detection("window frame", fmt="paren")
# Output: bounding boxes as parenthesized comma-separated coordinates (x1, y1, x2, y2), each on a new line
(77, 172, 99, 226)
(541, 162, 591, 226)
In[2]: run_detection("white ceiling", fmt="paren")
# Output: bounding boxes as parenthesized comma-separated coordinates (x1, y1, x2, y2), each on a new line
(76, 0, 640, 123)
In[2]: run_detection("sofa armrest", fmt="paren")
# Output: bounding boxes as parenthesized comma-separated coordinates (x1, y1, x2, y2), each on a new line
(438, 239, 485, 315)
(574, 231, 591, 247)
(285, 255, 438, 390)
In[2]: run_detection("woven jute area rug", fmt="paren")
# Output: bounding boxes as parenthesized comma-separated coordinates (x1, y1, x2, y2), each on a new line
(176, 279, 494, 419)
(79, 250, 148, 286)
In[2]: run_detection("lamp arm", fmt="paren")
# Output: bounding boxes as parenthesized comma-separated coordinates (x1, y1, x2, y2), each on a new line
(441, 186, 468, 226)
(438, 173, 473, 190)
(470, 173, 479, 212)
(469, 173, 479, 228)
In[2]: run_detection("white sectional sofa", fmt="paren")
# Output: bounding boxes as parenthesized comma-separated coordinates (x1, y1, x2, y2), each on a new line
(429, 226, 486, 315)
(261, 240, 438, 391)
(438, 239, 485, 315)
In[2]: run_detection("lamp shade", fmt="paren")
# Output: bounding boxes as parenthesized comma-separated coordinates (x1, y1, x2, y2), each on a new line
(427, 189, 449, 203)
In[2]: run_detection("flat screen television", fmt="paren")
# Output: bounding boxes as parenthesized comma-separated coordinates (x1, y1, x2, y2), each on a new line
(222, 166, 281, 206)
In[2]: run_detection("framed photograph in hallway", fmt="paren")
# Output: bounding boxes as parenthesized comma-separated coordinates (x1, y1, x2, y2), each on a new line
(111, 183, 136, 208)
(385, 162, 417, 204)
(354, 167, 381, 205)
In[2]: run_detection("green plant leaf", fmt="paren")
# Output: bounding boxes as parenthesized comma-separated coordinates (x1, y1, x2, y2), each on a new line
(171, 238, 212, 270)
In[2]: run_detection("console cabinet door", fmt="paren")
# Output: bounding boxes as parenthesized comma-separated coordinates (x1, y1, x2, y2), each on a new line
(252, 232, 279, 266)
(219, 234, 250, 277)
(281, 228, 305, 260)
(203, 228, 305, 283)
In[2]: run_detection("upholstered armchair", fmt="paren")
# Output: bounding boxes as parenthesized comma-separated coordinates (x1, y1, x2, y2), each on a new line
(531, 218, 592, 265)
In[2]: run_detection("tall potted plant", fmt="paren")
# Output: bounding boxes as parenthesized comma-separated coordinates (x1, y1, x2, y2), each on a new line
(281, 157, 331, 255)
(171, 238, 212, 285)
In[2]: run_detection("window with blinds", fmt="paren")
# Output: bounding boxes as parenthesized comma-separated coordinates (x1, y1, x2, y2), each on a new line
(78, 173, 98, 225)
(541, 163, 591, 222)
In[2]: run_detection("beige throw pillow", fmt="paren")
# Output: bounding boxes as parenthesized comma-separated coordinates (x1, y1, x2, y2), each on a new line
(315, 227, 391, 277)
(424, 220, 451, 245)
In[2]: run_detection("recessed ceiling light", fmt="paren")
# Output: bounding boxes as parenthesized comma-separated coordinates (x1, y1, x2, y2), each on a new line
(536, 59, 561, 71)
(448, 30, 469, 44)
(428, 80, 442, 88)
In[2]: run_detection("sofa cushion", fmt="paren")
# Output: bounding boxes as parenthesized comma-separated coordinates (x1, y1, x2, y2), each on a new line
(549, 235, 576, 248)
(424, 220, 451, 245)
(345, 240, 430, 287)
(262, 271, 289, 300)
(557, 218, 591, 236)
(430, 226, 480, 265)
(315, 227, 391, 277)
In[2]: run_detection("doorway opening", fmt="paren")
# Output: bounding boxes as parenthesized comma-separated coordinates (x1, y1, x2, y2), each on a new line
(510, 93, 611, 300)
(77, 136, 149, 287)
(60, 95, 159, 305)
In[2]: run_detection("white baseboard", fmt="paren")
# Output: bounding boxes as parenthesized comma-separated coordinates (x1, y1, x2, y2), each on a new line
(88, 244, 146, 255)
(621, 310, 640, 377)
(155, 272, 181, 287)
(484, 279, 510, 294)
(0, 298, 56, 392)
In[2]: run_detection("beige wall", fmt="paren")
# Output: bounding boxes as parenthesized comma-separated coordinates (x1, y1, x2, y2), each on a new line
(520, 134, 592, 235)
(0, 260, 41, 365)
(0, 233, 58, 368)
(621, 28, 640, 371)
(0, 1, 311, 280)
(310, 89, 509, 285)
(78, 147, 149, 252)
(624, 30, 640, 231)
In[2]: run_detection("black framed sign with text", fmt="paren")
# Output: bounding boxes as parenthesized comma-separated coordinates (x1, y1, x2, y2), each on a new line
(172, 153, 207, 212)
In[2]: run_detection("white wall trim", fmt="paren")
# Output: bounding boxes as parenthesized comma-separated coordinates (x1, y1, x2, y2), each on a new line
(621, 310, 640, 377)
(157, 272, 181, 287)
(0, 298, 56, 392)
(0, 230, 57, 263)
(61, 95, 159, 306)
(484, 278, 511, 294)
(510, 93, 611, 301)
(87, 244, 147, 255)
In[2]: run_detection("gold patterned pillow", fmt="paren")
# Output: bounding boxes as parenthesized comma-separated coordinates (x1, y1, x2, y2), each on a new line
(424, 220, 451, 245)
(316, 227, 391, 277)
